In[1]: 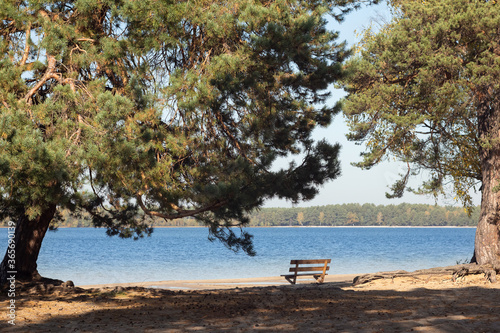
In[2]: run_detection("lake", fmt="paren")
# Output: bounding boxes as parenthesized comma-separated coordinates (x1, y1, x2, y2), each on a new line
(0, 227, 475, 286)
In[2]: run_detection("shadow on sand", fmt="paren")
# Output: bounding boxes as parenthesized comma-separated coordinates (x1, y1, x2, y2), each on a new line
(2, 282, 499, 332)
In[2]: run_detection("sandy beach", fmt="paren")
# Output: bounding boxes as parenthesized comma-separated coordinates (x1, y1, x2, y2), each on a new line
(2, 272, 499, 332)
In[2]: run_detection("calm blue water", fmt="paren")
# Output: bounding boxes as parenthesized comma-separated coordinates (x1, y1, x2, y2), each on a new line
(0, 227, 475, 286)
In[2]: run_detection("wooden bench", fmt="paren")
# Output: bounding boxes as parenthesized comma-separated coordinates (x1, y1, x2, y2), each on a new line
(281, 259, 331, 285)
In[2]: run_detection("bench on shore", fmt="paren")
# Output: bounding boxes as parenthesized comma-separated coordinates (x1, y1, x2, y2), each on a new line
(281, 259, 331, 285)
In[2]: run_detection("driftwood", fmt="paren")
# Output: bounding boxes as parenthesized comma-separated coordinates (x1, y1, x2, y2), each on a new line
(352, 264, 500, 286)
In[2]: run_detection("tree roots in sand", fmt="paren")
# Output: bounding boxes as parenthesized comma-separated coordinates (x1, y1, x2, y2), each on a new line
(352, 264, 500, 286)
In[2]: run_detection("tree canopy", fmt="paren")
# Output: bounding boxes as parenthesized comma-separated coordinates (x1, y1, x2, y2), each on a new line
(0, 0, 378, 281)
(341, 0, 500, 264)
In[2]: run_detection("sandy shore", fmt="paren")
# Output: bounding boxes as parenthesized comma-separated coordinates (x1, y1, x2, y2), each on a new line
(2, 273, 499, 332)
(78, 274, 359, 290)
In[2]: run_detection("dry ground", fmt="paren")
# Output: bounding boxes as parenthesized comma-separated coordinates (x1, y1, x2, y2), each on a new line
(1, 273, 499, 332)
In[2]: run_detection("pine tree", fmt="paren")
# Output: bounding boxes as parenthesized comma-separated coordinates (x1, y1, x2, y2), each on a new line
(341, 0, 500, 265)
(0, 0, 375, 283)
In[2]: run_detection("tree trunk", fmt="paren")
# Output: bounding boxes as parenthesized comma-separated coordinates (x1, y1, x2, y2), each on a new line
(475, 188, 500, 265)
(475, 98, 500, 266)
(0, 205, 57, 284)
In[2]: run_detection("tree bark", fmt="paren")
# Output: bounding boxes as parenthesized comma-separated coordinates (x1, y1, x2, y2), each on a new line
(0, 205, 57, 284)
(474, 153, 500, 265)
(475, 97, 500, 266)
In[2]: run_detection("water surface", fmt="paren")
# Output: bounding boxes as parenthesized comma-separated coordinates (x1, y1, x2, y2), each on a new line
(0, 227, 475, 285)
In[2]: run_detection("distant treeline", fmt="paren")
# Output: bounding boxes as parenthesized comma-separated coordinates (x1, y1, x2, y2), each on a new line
(1, 203, 480, 228)
(248, 203, 479, 227)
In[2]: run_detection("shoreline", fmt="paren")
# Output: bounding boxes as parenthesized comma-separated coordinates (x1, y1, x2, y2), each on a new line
(78, 274, 359, 290)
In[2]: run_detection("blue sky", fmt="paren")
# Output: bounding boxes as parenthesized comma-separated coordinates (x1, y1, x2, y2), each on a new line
(264, 2, 482, 208)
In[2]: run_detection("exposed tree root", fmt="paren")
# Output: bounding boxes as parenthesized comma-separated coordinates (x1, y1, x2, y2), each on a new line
(352, 264, 500, 286)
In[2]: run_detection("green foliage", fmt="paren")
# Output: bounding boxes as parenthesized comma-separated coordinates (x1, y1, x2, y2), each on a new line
(341, 0, 500, 213)
(0, 0, 374, 254)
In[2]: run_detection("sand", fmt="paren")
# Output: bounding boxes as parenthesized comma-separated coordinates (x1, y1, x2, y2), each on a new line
(2, 273, 499, 332)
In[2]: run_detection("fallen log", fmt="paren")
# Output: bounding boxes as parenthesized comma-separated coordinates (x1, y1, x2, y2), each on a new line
(352, 264, 500, 286)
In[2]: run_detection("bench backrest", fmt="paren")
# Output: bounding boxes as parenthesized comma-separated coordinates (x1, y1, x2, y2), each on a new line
(288, 259, 331, 274)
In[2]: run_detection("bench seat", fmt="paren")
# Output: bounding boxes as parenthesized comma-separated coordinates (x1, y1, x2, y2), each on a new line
(281, 259, 331, 285)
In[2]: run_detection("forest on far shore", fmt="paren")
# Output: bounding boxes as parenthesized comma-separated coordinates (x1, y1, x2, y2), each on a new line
(247, 203, 480, 227)
(2, 203, 480, 228)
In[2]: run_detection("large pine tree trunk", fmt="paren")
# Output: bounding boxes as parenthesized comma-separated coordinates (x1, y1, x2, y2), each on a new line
(475, 181, 500, 265)
(0, 205, 57, 284)
(475, 99, 500, 266)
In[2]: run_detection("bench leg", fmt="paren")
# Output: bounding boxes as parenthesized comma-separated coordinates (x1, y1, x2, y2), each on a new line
(285, 276, 297, 284)
(313, 274, 325, 284)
